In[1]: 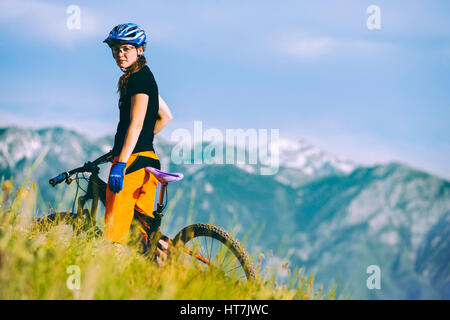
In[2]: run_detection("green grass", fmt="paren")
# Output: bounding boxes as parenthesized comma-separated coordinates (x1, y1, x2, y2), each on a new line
(0, 180, 335, 300)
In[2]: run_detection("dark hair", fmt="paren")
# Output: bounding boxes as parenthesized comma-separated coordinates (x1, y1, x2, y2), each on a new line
(117, 54, 147, 95)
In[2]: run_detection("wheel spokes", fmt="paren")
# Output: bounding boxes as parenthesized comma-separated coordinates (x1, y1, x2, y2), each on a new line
(183, 236, 246, 280)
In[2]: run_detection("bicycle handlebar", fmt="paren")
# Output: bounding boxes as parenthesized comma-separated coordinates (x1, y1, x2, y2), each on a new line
(49, 151, 114, 187)
(49, 172, 69, 186)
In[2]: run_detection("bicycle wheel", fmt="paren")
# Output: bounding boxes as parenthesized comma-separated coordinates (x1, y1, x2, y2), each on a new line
(173, 223, 256, 281)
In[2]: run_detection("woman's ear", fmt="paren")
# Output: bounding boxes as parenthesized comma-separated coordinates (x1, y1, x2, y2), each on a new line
(137, 46, 144, 56)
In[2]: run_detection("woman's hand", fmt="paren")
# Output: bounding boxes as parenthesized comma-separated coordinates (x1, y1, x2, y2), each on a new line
(108, 161, 127, 193)
(154, 95, 173, 135)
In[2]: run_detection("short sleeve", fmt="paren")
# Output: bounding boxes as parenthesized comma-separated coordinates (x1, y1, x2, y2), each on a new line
(127, 69, 152, 97)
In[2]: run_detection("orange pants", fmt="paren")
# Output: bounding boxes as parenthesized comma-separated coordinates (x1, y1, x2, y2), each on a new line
(104, 151, 159, 243)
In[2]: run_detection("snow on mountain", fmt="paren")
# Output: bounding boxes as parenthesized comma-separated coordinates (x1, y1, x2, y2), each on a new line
(265, 137, 357, 187)
(0, 127, 43, 170)
(275, 137, 356, 175)
(160, 135, 358, 186)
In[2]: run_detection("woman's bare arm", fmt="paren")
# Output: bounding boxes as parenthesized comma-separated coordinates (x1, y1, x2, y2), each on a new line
(118, 93, 149, 163)
(154, 95, 173, 135)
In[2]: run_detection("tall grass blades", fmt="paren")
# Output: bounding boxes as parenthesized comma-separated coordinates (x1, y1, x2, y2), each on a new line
(0, 179, 335, 300)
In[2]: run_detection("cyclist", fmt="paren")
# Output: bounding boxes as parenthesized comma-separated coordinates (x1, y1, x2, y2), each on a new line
(102, 23, 173, 253)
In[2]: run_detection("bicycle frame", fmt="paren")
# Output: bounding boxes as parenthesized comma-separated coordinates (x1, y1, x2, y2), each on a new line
(74, 166, 169, 235)
(48, 154, 255, 278)
(76, 172, 106, 224)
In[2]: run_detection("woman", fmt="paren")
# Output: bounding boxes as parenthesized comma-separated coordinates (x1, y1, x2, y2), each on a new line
(103, 23, 173, 245)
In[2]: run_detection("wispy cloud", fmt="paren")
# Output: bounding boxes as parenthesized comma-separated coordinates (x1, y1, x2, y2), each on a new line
(0, 0, 103, 47)
(279, 32, 334, 59)
(277, 30, 397, 60)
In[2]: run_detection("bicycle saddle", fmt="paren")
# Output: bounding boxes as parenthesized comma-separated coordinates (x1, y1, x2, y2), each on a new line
(145, 167, 184, 184)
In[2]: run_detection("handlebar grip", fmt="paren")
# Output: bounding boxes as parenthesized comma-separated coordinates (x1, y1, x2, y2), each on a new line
(49, 172, 68, 187)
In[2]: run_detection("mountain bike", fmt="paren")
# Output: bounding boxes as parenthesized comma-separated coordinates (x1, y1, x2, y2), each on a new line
(41, 151, 256, 280)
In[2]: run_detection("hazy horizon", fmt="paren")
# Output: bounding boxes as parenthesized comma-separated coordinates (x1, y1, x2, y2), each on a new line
(2, 123, 449, 182)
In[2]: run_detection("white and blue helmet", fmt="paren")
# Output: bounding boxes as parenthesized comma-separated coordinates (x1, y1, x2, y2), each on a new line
(103, 23, 147, 47)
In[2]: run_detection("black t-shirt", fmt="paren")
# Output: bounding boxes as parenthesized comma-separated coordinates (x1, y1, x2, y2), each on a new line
(111, 65, 159, 156)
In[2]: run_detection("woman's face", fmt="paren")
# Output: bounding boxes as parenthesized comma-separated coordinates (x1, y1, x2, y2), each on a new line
(111, 44, 144, 69)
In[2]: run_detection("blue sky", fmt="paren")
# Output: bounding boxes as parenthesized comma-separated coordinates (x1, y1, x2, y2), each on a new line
(0, 0, 449, 179)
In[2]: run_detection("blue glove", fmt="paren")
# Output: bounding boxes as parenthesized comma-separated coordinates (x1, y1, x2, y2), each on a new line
(108, 162, 127, 193)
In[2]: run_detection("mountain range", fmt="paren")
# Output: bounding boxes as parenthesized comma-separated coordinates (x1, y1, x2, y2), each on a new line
(0, 125, 448, 299)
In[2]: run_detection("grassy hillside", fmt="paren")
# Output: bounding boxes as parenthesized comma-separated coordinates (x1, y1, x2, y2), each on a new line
(0, 180, 335, 300)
